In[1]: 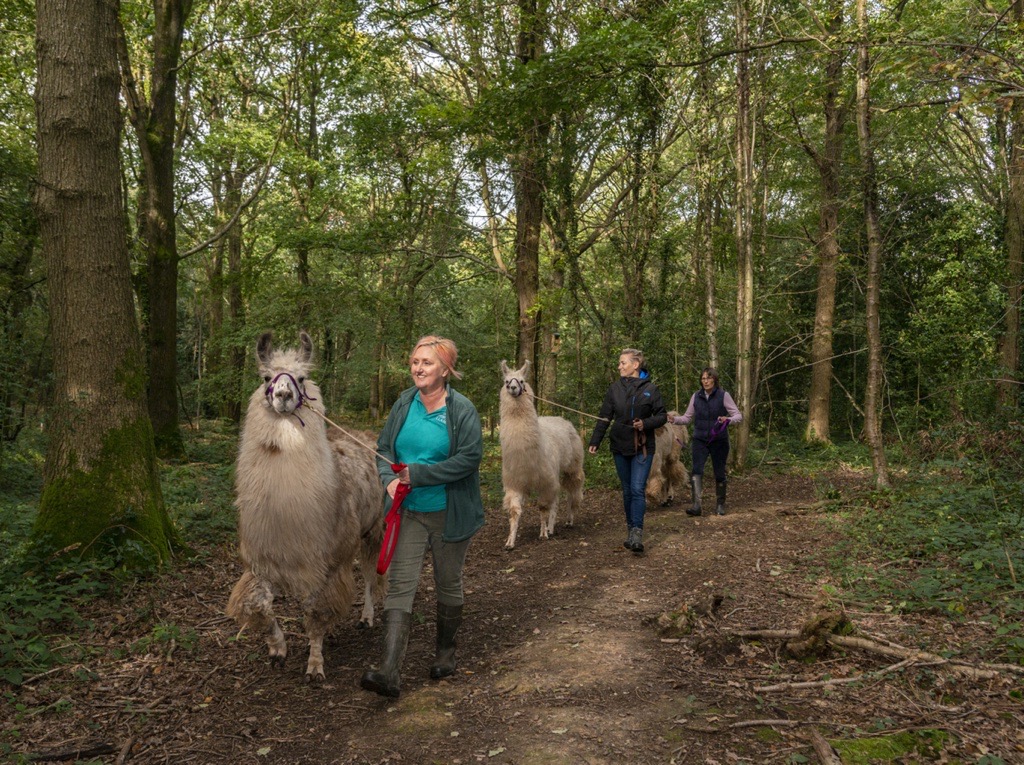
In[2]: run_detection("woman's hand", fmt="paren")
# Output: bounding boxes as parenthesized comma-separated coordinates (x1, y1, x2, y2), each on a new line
(717, 416, 730, 423)
(588, 445, 598, 455)
(632, 418, 644, 431)
(386, 478, 401, 499)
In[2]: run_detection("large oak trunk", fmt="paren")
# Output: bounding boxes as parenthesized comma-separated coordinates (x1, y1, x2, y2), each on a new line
(34, 0, 174, 564)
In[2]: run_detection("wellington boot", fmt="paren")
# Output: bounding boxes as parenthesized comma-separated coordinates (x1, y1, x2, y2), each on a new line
(686, 474, 703, 517)
(715, 481, 727, 516)
(430, 603, 463, 680)
(360, 609, 411, 698)
(623, 528, 634, 549)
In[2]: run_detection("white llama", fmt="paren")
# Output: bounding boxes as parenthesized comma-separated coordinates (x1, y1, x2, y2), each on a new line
(227, 331, 385, 683)
(499, 360, 585, 550)
(646, 411, 688, 506)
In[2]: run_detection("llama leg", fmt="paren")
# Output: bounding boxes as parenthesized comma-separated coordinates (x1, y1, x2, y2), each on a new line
(504, 491, 523, 550)
(227, 571, 287, 668)
(538, 487, 558, 540)
(302, 566, 354, 683)
(357, 550, 386, 628)
(565, 470, 584, 528)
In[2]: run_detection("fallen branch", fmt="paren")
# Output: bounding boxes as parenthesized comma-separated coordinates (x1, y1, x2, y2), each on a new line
(28, 743, 116, 762)
(755, 656, 922, 692)
(729, 629, 1015, 679)
(809, 729, 843, 765)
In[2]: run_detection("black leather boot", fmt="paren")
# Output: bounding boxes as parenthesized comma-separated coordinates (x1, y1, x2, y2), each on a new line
(715, 481, 727, 516)
(686, 474, 703, 517)
(360, 609, 411, 698)
(631, 528, 645, 554)
(430, 603, 463, 680)
(623, 528, 635, 549)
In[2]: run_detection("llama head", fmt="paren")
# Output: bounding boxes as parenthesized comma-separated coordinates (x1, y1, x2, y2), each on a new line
(256, 331, 316, 416)
(500, 359, 531, 399)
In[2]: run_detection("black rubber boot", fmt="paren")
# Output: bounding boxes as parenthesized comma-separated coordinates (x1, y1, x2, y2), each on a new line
(430, 603, 463, 680)
(624, 528, 635, 549)
(715, 481, 727, 516)
(686, 474, 703, 517)
(631, 528, 645, 554)
(360, 609, 411, 698)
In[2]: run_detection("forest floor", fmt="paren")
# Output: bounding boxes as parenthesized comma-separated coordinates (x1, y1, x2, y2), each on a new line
(5, 469, 1024, 764)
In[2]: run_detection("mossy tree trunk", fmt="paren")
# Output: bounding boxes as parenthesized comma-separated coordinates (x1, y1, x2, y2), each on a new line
(34, 0, 175, 566)
(116, 0, 193, 459)
(804, 0, 846, 444)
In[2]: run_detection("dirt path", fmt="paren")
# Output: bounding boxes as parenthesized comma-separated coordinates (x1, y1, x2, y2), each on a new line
(6, 472, 1022, 764)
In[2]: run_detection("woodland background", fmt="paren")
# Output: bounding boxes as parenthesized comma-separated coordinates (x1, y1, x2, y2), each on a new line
(1, 0, 1024, 685)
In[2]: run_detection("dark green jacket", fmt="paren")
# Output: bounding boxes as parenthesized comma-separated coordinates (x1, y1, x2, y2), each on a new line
(375, 384, 485, 542)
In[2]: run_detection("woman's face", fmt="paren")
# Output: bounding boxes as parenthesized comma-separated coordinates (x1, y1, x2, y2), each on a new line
(410, 346, 447, 393)
(701, 373, 716, 393)
(618, 354, 640, 378)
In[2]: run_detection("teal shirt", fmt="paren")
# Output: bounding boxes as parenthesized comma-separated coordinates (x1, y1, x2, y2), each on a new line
(376, 384, 485, 543)
(394, 395, 450, 511)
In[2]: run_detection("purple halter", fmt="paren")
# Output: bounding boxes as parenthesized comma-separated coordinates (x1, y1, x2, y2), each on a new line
(265, 371, 316, 426)
(708, 418, 730, 443)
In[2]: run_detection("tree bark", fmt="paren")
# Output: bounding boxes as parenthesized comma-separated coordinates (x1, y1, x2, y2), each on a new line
(998, 0, 1023, 408)
(733, 0, 755, 469)
(512, 0, 548, 384)
(118, 0, 194, 458)
(34, 0, 174, 564)
(855, 0, 889, 488)
(805, 0, 846, 444)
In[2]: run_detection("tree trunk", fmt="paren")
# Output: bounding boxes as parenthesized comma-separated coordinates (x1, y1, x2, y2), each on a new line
(34, 0, 174, 564)
(998, 0, 1023, 408)
(733, 0, 755, 469)
(855, 0, 890, 488)
(513, 0, 547, 385)
(805, 0, 846, 444)
(695, 13, 720, 369)
(118, 0, 193, 458)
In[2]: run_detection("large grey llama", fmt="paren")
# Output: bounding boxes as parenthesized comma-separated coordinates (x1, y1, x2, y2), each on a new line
(499, 360, 585, 550)
(227, 331, 385, 683)
(646, 411, 688, 506)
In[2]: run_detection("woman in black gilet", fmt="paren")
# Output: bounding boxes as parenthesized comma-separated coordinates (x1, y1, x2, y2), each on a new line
(672, 368, 743, 516)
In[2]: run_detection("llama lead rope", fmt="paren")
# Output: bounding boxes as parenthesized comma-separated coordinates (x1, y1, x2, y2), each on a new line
(377, 466, 409, 575)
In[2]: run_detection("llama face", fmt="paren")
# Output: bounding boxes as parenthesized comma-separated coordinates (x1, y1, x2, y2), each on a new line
(500, 360, 531, 399)
(256, 332, 315, 417)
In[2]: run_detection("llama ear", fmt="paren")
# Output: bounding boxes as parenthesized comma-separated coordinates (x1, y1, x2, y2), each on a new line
(521, 358, 531, 374)
(257, 332, 274, 364)
(500, 360, 509, 375)
(298, 331, 314, 363)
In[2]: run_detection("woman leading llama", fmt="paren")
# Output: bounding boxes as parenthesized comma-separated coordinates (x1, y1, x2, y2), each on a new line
(588, 348, 667, 554)
(360, 335, 484, 699)
(671, 367, 743, 516)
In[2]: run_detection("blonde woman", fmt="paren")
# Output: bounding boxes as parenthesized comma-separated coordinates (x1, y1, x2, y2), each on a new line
(587, 348, 667, 553)
(360, 335, 484, 699)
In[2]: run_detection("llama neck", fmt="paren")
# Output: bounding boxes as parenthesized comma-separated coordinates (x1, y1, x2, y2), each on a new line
(499, 390, 542, 447)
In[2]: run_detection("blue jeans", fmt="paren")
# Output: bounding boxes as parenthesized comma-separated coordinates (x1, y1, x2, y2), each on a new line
(613, 452, 653, 530)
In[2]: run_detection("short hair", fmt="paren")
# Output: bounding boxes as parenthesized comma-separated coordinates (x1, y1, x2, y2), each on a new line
(620, 348, 645, 368)
(411, 335, 463, 380)
(700, 367, 719, 387)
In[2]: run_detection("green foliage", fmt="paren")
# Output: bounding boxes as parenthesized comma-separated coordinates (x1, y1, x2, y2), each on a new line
(0, 425, 238, 686)
(828, 432, 1024, 661)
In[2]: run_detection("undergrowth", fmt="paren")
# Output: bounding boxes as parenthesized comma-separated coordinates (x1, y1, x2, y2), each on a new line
(0, 421, 238, 686)
(827, 424, 1024, 663)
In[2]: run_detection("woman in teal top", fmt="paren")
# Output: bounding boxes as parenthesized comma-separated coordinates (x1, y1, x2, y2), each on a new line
(360, 335, 484, 699)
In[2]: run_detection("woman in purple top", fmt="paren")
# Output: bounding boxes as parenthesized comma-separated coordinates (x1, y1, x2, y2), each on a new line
(671, 367, 743, 516)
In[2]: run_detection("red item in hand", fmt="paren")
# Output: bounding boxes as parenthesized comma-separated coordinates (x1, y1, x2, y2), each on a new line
(377, 463, 410, 575)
